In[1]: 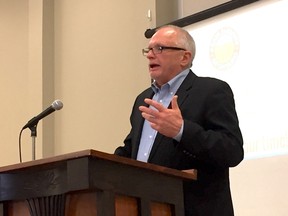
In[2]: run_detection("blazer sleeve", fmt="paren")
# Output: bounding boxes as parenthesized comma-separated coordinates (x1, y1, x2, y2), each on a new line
(179, 78, 244, 168)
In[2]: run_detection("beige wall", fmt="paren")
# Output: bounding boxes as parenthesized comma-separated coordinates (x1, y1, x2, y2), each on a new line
(0, 0, 31, 164)
(0, 0, 156, 164)
(52, 0, 154, 156)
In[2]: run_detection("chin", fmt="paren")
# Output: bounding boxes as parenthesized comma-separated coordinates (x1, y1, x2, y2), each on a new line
(149, 71, 161, 80)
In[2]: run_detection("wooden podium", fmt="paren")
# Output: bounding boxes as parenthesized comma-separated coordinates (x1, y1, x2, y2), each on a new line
(0, 149, 196, 216)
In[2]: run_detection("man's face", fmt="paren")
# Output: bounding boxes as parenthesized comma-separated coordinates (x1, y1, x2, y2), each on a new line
(146, 28, 186, 86)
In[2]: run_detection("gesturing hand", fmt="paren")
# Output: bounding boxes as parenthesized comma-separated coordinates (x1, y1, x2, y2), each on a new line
(139, 95, 183, 138)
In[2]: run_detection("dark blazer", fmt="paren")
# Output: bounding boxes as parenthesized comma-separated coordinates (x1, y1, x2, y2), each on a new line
(115, 70, 244, 216)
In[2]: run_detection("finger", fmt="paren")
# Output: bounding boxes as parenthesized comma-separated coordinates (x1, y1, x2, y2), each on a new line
(141, 112, 157, 123)
(139, 106, 155, 115)
(144, 98, 165, 112)
(171, 95, 180, 110)
(139, 105, 149, 113)
(139, 106, 157, 118)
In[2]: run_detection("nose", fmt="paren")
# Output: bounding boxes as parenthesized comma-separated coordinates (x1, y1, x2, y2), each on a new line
(146, 49, 155, 59)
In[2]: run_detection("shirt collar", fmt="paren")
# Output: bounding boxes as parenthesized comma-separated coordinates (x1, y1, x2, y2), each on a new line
(151, 69, 190, 94)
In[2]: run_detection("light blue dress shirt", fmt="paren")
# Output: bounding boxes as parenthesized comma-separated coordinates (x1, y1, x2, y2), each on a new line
(136, 69, 189, 162)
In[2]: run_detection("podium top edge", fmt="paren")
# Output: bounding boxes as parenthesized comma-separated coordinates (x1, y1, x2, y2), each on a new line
(0, 149, 197, 181)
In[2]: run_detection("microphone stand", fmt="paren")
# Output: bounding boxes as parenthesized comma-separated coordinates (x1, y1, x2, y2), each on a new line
(29, 123, 38, 161)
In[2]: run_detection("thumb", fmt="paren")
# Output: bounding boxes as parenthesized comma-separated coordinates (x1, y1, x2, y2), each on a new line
(171, 95, 180, 110)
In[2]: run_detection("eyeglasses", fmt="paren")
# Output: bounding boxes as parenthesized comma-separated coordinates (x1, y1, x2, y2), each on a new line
(142, 46, 186, 56)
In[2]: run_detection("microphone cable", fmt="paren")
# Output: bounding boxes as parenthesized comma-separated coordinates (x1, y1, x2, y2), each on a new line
(18, 128, 24, 163)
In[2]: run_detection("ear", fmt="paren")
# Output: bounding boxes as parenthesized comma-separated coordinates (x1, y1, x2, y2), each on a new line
(180, 51, 192, 67)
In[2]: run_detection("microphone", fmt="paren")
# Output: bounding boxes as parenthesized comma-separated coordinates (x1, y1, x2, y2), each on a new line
(22, 99, 63, 130)
(144, 28, 155, 38)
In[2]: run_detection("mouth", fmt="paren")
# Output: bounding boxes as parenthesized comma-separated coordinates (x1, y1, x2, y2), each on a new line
(149, 63, 160, 70)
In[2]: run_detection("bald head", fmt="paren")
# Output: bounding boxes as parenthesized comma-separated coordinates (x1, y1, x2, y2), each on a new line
(154, 25, 196, 65)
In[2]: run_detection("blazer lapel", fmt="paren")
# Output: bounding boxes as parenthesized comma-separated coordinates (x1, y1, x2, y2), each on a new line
(174, 70, 196, 107)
